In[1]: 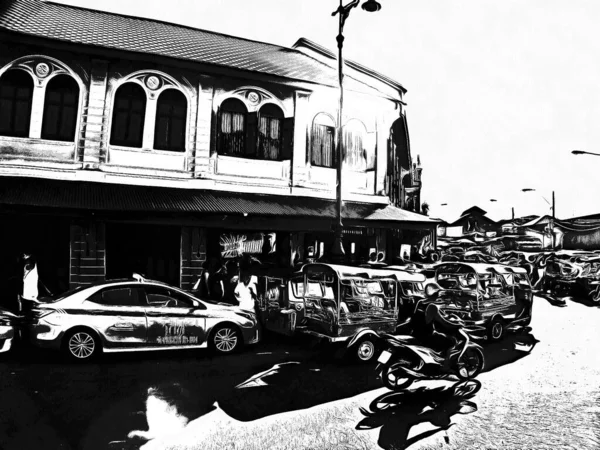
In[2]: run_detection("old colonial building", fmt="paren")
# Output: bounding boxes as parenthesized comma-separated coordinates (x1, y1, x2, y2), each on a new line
(0, 0, 434, 293)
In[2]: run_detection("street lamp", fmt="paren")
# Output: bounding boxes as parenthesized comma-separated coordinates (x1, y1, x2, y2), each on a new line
(521, 188, 555, 250)
(572, 150, 600, 157)
(330, 0, 382, 261)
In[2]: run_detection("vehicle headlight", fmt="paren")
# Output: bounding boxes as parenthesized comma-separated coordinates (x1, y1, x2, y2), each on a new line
(235, 311, 256, 324)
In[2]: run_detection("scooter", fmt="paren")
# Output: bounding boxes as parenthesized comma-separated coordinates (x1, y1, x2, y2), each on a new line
(376, 317, 486, 391)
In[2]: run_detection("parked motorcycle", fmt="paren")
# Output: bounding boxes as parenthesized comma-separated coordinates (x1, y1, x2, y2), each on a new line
(376, 316, 486, 391)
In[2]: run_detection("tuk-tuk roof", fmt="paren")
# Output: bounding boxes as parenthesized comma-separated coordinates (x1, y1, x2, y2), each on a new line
(378, 266, 428, 282)
(435, 262, 528, 275)
(301, 263, 420, 281)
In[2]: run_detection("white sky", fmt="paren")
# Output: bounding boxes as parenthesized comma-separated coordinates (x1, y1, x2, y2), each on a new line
(54, 0, 600, 222)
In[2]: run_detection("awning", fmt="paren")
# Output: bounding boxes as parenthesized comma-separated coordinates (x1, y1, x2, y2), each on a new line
(0, 176, 437, 226)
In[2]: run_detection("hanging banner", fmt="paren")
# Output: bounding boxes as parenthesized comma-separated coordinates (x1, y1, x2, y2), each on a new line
(219, 232, 277, 259)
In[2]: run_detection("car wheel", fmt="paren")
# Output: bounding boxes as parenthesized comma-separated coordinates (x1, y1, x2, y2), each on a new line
(211, 325, 241, 354)
(354, 337, 377, 363)
(64, 329, 100, 361)
(488, 318, 505, 341)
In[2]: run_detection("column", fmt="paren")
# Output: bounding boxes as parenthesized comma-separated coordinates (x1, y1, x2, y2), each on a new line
(70, 221, 106, 288)
(180, 226, 207, 290)
(291, 91, 311, 186)
(82, 59, 109, 168)
(28, 84, 45, 139)
(193, 78, 214, 177)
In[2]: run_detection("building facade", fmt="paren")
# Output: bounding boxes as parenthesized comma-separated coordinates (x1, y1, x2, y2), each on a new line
(0, 0, 435, 294)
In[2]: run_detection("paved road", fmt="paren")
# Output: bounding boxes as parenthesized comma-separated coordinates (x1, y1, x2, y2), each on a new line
(0, 297, 598, 450)
(357, 296, 600, 450)
(0, 332, 384, 450)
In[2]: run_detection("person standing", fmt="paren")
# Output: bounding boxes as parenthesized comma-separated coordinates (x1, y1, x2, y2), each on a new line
(234, 257, 258, 314)
(20, 253, 39, 314)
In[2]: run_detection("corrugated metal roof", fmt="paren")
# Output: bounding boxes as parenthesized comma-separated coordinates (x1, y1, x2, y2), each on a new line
(0, 176, 436, 224)
(0, 0, 399, 94)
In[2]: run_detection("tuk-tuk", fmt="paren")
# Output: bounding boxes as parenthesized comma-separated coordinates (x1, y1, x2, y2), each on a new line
(426, 262, 533, 341)
(256, 263, 403, 363)
(381, 265, 428, 323)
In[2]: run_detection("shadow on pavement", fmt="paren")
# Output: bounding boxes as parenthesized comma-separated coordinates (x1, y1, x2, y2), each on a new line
(218, 354, 380, 422)
(0, 335, 381, 450)
(480, 330, 539, 374)
(356, 379, 481, 450)
(565, 294, 600, 308)
(0, 329, 541, 450)
(535, 292, 568, 308)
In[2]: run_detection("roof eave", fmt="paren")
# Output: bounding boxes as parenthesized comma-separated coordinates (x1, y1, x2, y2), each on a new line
(292, 37, 407, 95)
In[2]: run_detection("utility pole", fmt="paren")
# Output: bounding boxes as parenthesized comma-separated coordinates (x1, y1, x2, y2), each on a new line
(512, 207, 515, 221)
(551, 190, 555, 250)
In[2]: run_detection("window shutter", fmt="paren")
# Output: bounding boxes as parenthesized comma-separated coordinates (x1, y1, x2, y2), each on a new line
(245, 111, 258, 157)
(281, 117, 294, 160)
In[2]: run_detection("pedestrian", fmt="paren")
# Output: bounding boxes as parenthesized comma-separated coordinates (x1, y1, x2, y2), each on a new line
(222, 260, 239, 305)
(192, 257, 220, 299)
(234, 256, 259, 314)
(20, 253, 43, 314)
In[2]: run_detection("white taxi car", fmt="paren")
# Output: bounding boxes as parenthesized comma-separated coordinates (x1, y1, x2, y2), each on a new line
(27, 276, 260, 361)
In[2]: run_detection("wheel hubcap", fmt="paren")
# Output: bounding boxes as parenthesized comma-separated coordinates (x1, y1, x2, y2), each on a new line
(358, 341, 375, 361)
(492, 323, 502, 338)
(69, 333, 95, 359)
(215, 328, 238, 352)
(458, 352, 481, 377)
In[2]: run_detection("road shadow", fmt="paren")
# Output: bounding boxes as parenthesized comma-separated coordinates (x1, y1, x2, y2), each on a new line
(535, 292, 568, 308)
(565, 294, 600, 308)
(480, 330, 539, 374)
(12, 338, 376, 450)
(217, 355, 380, 422)
(356, 379, 481, 450)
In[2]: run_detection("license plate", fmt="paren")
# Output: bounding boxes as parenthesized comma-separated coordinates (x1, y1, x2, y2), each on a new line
(378, 350, 392, 364)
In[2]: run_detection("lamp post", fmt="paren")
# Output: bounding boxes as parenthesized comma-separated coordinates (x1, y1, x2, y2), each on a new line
(522, 188, 555, 250)
(572, 150, 600, 157)
(330, 0, 382, 261)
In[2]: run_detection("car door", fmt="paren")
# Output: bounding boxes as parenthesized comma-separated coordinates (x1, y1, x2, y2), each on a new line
(143, 285, 207, 347)
(84, 285, 148, 349)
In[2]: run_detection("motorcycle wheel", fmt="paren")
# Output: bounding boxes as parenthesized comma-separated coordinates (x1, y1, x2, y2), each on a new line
(456, 347, 485, 380)
(381, 359, 415, 391)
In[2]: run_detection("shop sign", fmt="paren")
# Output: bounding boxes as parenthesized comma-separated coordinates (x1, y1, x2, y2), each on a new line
(220, 232, 276, 258)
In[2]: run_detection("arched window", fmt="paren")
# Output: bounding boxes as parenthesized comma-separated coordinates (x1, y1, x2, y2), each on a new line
(343, 119, 372, 172)
(110, 83, 146, 148)
(257, 104, 283, 160)
(0, 69, 33, 138)
(41, 75, 79, 141)
(310, 113, 336, 168)
(154, 89, 187, 152)
(217, 98, 247, 157)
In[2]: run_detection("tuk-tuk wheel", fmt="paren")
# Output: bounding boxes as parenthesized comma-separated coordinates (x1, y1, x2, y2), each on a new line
(355, 337, 377, 363)
(488, 318, 505, 341)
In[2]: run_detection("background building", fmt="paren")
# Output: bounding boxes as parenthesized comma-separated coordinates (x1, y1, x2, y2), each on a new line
(0, 0, 435, 293)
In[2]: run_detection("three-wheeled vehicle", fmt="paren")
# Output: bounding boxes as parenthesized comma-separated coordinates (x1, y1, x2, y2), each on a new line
(383, 265, 428, 324)
(425, 262, 533, 341)
(256, 263, 403, 363)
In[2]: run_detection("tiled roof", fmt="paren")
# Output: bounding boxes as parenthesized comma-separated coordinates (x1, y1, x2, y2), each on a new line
(0, 0, 398, 93)
(0, 176, 435, 225)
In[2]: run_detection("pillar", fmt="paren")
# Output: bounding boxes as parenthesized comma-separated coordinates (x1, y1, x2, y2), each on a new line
(81, 59, 109, 168)
(70, 221, 106, 288)
(180, 226, 207, 290)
